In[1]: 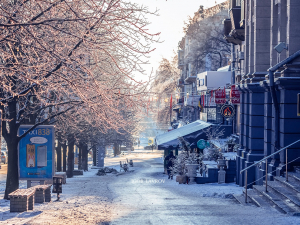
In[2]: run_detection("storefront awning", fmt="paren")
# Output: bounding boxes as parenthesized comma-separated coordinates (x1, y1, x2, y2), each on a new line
(155, 120, 212, 150)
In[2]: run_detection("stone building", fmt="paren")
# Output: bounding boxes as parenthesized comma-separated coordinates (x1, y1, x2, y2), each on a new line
(225, 0, 300, 187)
(176, 2, 229, 123)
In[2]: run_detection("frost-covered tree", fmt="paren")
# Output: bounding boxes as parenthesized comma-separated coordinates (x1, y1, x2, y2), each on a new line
(181, 2, 230, 74)
(0, 0, 159, 199)
(151, 54, 180, 126)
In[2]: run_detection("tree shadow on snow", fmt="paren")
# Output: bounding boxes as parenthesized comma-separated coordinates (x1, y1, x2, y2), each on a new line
(0, 210, 42, 221)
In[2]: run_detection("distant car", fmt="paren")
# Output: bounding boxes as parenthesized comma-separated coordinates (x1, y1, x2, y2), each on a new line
(1, 151, 8, 164)
(120, 146, 127, 151)
(144, 146, 152, 150)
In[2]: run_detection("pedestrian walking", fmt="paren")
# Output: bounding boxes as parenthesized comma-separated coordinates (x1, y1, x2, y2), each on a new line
(165, 151, 175, 179)
(151, 144, 154, 152)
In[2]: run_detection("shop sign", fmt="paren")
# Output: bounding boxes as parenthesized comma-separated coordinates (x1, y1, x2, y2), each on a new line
(215, 98, 226, 104)
(230, 85, 240, 104)
(215, 89, 226, 98)
(220, 104, 235, 118)
(215, 89, 226, 104)
(231, 98, 240, 104)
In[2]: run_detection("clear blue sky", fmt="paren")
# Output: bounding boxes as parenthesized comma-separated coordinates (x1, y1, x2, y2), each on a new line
(130, 0, 227, 82)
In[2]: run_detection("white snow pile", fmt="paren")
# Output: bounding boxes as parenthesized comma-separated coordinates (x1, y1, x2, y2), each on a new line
(202, 192, 234, 199)
(167, 181, 243, 199)
(96, 167, 118, 176)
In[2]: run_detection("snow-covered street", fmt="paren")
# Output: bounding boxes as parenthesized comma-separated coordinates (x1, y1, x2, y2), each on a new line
(0, 149, 300, 225)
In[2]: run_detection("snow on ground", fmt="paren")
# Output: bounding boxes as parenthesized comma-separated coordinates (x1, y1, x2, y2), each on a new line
(0, 149, 300, 224)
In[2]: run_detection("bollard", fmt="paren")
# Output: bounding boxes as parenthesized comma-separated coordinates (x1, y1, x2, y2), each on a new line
(53, 176, 63, 201)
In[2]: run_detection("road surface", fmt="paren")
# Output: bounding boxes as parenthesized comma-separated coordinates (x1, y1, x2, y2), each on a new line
(0, 149, 299, 224)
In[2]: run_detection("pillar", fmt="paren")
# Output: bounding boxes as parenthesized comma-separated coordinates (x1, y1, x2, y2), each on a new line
(245, 83, 265, 187)
(270, 0, 278, 66)
(287, 0, 300, 57)
(278, 0, 287, 62)
(252, 0, 271, 81)
(276, 75, 300, 174)
(236, 85, 245, 186)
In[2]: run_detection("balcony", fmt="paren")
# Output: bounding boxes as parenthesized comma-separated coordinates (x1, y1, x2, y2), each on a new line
(184, 64, 196, 83)
(178, 59, 184, 69)
(224, 0, 245, 45)
(185, 75, 197, 84)
(223, 19, 238, 45)
(177, 50, 184, 69)
(184, 95, 200, 107)
(177, 78, 184, 87)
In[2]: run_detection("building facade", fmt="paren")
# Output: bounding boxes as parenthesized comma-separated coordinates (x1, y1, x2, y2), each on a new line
(226, 0, 300, 187)
(176, 3, 229, 124)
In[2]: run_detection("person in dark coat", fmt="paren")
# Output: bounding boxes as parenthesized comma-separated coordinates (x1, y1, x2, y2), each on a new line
(165, 151, 176, 179)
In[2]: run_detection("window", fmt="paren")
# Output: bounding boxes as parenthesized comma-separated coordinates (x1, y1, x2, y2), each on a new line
(230, 0, 241, 8)
(241, 0, 245, 22)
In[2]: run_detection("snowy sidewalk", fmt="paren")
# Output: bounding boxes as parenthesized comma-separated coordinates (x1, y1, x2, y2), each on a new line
(0, 150, 299, 224)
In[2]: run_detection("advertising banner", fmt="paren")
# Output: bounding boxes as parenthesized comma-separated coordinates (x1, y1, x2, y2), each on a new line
(207, 108, 217, 121)
(18, 125, 55, 180)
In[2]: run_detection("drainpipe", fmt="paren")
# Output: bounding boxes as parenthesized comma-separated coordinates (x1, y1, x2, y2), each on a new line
(231, 44, 236, 133)
(231, 44, 236, 85)
(268, 70, 279, 151)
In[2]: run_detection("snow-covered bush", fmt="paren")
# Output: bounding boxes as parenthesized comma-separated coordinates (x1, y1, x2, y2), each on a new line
(203, 125, 225, 161)
(170, 137, 203, 176)
(170, 151, 188, 176)
(203, 148, 223, 161)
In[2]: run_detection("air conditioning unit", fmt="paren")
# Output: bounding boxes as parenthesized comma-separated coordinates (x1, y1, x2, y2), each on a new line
(238, 52, 244, 61)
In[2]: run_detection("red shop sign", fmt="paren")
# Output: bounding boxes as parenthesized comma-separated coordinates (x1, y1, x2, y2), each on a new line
(215, 98, 226, 104)
(231, 90, 240, 98)
(215, 89, 225, 98)
(230, 85, 240, 98)
(231, 98, 240, 104)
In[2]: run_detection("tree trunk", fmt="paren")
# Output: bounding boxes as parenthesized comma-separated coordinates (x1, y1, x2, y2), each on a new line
(56, 140, 62, 172)
(78, 143, 82, 170)
(4, 139, 19, 199)
(62, 142, 67, 172)
(4, 100, 19, 199)
(82, 144, 88, 171)
(114, 142, 118, 156)
(67, 137, 74, 178)
(92, 145, 97, 166)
